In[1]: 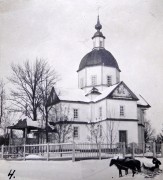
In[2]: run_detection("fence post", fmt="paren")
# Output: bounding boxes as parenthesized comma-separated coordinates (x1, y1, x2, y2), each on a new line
(72, 142, 75, 162)
(1, 145, 4, 159)
(161, 143, 163, 158)
(99, 143, 101, 160)
(23, 144, 26, 161)
(153, 141, 156, 158)
(123, 142, 126, 158)
(132, 143, 135, 159)
(47, 143, 49, 161)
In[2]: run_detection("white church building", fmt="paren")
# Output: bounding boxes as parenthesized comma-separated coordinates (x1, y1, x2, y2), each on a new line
(47, 16, 150, 145)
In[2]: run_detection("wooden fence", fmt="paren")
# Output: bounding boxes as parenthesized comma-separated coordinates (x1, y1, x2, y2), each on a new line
(0, 142, 163, 161)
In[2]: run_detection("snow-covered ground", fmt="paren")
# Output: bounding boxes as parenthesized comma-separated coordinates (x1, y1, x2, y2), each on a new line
(0, 158, 163, 180)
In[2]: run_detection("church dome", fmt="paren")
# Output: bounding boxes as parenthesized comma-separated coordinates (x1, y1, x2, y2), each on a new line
(78, 48, 121, 72)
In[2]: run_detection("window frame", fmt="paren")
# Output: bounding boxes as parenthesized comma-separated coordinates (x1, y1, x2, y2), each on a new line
(107, 75, 112, 86)
(73, 109, 79, 119)
(120, 105, 125, 117)
(99, 106, 102, 118)
(73, 126, 79, 138)
(91, 75, 97, 86)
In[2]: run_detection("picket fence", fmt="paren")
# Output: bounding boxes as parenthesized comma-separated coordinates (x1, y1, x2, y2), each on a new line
(0, 142, 163, 161)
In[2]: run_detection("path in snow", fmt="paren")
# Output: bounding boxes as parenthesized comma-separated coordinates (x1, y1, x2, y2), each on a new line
(0, 158, 163, 180)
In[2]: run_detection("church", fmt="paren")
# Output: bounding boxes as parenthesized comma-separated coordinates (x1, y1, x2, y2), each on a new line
(47, 16, 150, 145)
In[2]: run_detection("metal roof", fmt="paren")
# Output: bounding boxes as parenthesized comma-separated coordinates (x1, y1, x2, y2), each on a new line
(78, 48, 121, 72)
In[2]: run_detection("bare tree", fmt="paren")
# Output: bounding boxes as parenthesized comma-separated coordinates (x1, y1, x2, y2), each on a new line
(105, 108, 120, 147)
(0, 80, 5, 124)
(49, 104, 73, 143)
(144, 119, 155, 143)
(87, 122, 104, 144)
(9, 59, 59, 122)
(156, 133, 163, 143)
(0, 80, 14, 136)
(9, 59, 59, 143)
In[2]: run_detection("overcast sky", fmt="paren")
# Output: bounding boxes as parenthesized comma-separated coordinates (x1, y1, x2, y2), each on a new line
(0, 0, 163, 134)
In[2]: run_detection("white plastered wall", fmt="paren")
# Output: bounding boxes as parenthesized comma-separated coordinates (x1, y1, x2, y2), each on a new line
(78, 66, 120, 93)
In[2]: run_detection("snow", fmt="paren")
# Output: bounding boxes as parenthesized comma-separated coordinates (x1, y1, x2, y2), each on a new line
(26, 118, 40, 128)
(93, 83, 119, 102)
(0, 158, 162, 180)
(58, 88, 90, 103)
(55, 83, 119, 103)
(54, 82, 149, 106)
(25, 154, 43, 159)
(111, 154, 124, 159)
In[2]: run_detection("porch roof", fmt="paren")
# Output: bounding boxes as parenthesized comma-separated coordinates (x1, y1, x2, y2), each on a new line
(7, 118, 41, 130)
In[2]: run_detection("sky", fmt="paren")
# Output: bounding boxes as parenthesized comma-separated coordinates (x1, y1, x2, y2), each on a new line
(0, 0, 163, 134)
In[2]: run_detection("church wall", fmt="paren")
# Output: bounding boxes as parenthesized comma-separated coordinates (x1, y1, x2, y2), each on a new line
(68, 120, 139, 144)
(78, 68, 85, 89)
(78, 66, 120, 93)
(101, 120, 138, 144)
(137, 107, 145, 144)
(72, 124, 91, 143)
(92, 100, 107, 122)
(86, 66, 101, 86)
(138, 125, 145, 145)
(106, 99, 137, 119)
(102, 66, 119, 85)
(59, 102, 91, 122)
(137, 107, 145, 125)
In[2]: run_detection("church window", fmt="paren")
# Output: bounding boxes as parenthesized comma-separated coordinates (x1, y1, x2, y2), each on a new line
(73, 126, 79, 138)
(99, 107, 102, 118)
(120, 106, 125, 116)
(107, 76, 112, 86)
(91, 75, 97, 86)
(73, 109, 78, 119)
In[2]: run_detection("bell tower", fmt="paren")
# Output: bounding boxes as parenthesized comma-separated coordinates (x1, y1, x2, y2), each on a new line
(77, 16, 121, 93)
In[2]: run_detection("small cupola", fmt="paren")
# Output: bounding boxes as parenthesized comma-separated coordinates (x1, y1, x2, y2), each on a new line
(85, 87, 101, 100)
(92, 16, 105, 49)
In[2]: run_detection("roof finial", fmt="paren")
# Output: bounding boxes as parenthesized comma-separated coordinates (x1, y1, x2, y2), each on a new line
(95, 14, 102, 31)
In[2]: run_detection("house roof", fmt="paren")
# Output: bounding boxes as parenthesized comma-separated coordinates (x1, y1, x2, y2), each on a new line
(7, 118, 41, 130)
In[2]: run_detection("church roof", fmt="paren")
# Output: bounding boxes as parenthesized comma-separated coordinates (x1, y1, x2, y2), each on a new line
(137, 94, 151, 108)
(78, 48, 121, 72)
(93, 83, 119, 102)
(58, 88, 90, 103)
(47, 82, 150, 108)
(46, 88, 90, 106)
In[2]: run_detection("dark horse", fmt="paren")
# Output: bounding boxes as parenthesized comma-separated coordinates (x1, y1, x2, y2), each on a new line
(109, 158, 141, 177)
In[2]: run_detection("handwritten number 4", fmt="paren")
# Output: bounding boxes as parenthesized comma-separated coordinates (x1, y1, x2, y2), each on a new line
(8, 170, 16, 179)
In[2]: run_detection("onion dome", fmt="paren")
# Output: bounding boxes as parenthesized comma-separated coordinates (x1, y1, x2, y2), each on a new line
(92, 15, 105, 39)
(78, 48, 121, 72)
